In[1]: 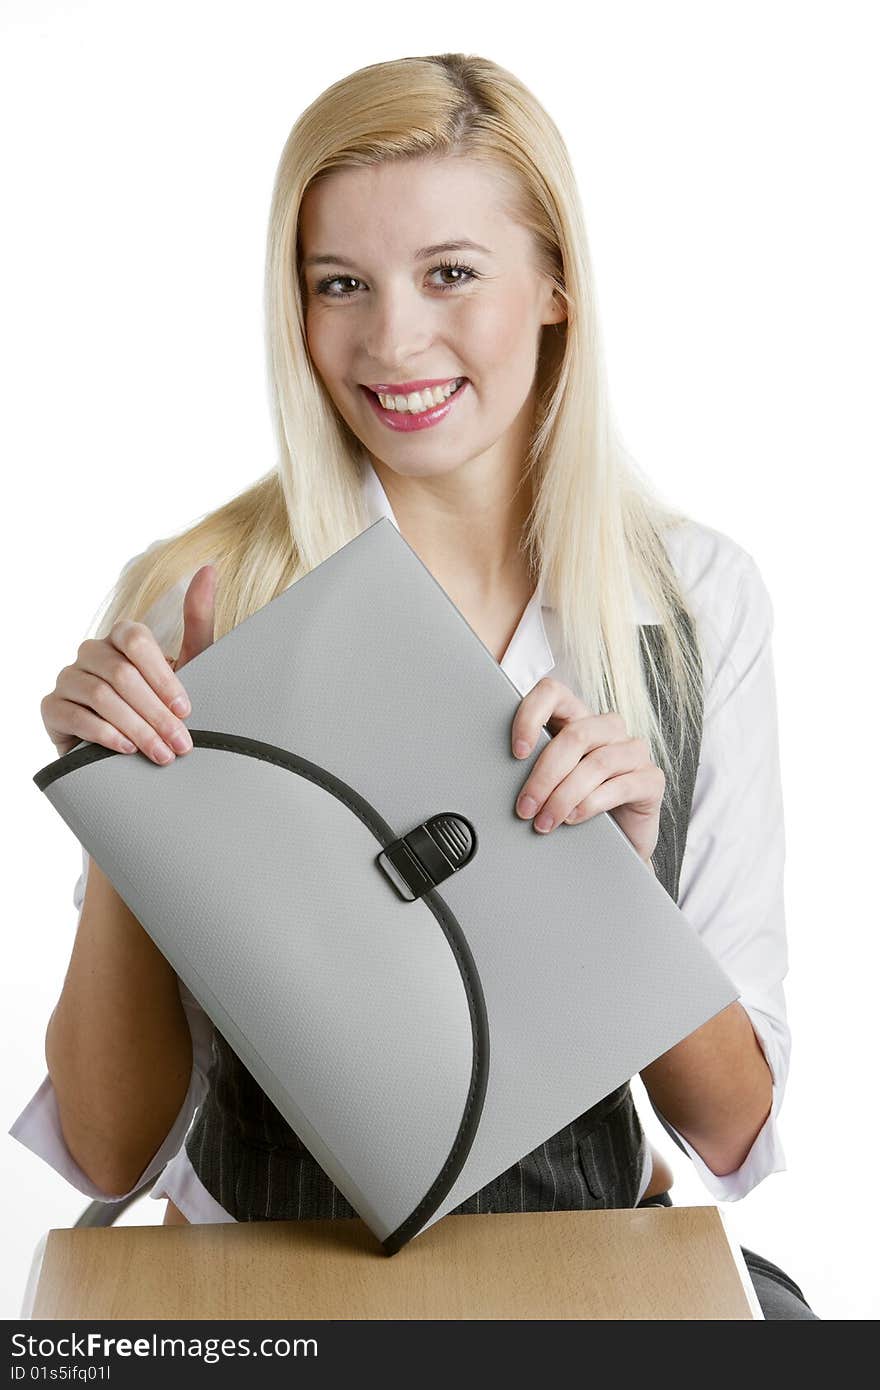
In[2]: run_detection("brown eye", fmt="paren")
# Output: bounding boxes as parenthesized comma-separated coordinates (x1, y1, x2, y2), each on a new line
(315, 275, 362, 297)
(431, 261, 478, 290)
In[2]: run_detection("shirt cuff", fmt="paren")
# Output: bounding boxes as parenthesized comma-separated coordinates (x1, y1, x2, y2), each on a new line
(7, 979, 215, 1203)
(653, 1003, 788, 1202)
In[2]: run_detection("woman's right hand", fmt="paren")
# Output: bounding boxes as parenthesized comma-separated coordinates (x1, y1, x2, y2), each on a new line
(40, 564, 217, 763)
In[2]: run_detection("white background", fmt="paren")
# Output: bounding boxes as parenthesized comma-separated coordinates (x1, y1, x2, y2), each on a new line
(2, 0, 877, 1321)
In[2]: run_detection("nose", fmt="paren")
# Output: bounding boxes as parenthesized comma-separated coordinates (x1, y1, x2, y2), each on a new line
(362, 281, 435, 375)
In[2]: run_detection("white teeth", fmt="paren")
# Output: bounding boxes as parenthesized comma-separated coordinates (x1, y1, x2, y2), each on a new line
(376, 379, 463, 413)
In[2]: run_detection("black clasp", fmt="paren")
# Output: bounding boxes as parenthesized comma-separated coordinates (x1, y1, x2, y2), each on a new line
(377, 814, 477, 901)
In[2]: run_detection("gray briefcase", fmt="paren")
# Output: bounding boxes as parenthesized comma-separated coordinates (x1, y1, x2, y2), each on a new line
(33, 518, 738, 1252)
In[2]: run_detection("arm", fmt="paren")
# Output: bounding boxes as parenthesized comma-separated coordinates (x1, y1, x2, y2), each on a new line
(640, 1001, 772, 1175)
(9, 846, 215, 1199)
(43, 851, 195, 1196)
(640, 540, 790, 1198)
(9, 560, 212, 1199)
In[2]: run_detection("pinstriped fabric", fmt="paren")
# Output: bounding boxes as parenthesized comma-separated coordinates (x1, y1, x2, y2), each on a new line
(185, 615, 703, 1221)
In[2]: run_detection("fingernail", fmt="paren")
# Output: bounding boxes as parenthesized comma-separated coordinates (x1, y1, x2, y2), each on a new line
(534, 812, 554, 832)
(513, 740, 530, 758)
(517, 795, 537, 818)
(171, 695, 190, 717)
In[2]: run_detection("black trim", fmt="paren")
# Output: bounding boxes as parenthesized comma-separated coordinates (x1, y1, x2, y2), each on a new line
(34, 740, 118, 790)
(34, 730, 489, 1254)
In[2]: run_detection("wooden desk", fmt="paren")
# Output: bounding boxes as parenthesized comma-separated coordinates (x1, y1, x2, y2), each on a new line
(25, 1206, 761, 1320)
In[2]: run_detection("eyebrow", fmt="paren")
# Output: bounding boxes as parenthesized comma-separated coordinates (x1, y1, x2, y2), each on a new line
(301, 239, 493, 269)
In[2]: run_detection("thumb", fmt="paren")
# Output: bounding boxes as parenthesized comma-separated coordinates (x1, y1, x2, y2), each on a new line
(174, 564, 217, 671)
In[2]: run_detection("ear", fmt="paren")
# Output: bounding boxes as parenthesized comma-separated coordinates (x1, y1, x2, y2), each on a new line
(540, 281, 568, 328)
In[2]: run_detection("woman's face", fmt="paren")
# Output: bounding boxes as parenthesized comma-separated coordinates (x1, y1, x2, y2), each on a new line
(298, 156, 565, 482)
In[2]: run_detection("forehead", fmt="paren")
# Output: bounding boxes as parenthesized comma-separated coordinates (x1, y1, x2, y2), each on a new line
(299, 156, 524, 260)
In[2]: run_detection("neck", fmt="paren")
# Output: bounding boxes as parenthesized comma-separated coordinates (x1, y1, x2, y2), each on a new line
(367, 452, 535, 603)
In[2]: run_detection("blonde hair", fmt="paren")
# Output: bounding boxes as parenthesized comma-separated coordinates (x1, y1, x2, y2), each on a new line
(95, 52, 704, 808)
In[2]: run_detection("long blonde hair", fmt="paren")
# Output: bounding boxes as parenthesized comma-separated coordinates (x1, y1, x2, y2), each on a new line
(94, 52, 704, 807)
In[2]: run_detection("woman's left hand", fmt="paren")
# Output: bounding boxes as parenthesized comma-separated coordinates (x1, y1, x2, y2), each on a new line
(510, 676, 664, 869)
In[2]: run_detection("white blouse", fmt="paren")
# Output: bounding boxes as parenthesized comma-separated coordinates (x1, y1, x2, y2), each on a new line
(9, 459, 790, 1221)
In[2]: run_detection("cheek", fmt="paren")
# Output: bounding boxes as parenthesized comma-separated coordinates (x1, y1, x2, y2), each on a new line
(304, 311, 320, 367)
(304, 308, 347, 383)
(464, 291, 539, 375)
(460, 297, 540, 397)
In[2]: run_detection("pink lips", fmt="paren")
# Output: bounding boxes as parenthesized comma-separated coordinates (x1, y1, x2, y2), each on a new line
(360, 379, 469, 432)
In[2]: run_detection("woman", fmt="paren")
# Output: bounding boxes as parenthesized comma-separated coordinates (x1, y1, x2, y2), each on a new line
(12, 52, 817, 1318)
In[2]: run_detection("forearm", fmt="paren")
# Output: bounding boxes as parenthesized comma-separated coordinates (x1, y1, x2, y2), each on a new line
(45, 856, 194, 1195)
(639, 1001, 773, 1176)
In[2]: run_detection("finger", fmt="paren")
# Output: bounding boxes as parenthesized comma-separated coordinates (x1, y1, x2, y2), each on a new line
(75, 636, 194, 764)
(48, 697, 142, 757)
(561, 766, 665, 830)
(514, 733, 645, 828)
(176, 565, 217, 670)
(514, 718, 633, 822)
(510, 677, 591, 758)
(43, 696, 140, 757)
(106, 617, 193, 720)
(62, 663, 190, 762)
(555, 745, 661, 829)
(61, 664, 187, 765)
(85, 621, 190, 719)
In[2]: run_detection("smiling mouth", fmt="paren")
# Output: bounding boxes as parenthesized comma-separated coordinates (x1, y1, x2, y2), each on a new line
(361, 378, 467, 415)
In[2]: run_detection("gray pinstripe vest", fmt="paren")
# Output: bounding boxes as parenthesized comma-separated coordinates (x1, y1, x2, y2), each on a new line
(185, 618, 703, 1220)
